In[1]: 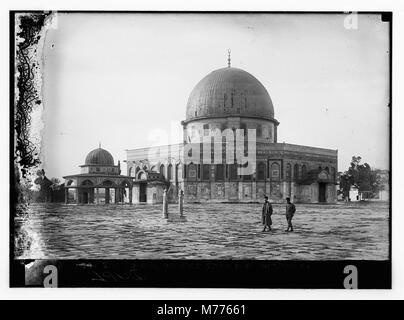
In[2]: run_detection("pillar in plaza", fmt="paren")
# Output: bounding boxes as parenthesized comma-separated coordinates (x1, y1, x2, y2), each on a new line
(129, 187, 133, 204)
(76, 189, 79, 204)
(96, 188, 99, 204)
(105, 188, 110, 204)
(178, 189, 184, 217)
(167, 189, 186, 222)
(162, 188, 168, 218)
(65, 187, 68, 204)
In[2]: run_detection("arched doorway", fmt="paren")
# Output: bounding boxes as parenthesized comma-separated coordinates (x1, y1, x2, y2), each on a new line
(139, 183, 147, 203)
(319, 183, 326, 203)
(137, 171, 147, 203)
(293, 164, 299, 181)
(80, 180, 94, 204)
(160, 164, 165, 178)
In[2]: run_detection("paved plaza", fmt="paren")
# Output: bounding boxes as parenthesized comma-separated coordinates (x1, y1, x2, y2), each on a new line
(16, 201, 389, 260)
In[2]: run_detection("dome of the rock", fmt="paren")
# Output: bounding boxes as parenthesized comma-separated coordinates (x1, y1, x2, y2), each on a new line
(186, 67, 274, 121)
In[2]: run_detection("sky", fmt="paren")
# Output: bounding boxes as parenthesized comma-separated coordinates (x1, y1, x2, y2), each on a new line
(39, 13, 390, 179)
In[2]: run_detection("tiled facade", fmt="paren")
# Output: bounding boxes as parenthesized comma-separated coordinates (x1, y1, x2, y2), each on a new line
(127, 142, 338, 204)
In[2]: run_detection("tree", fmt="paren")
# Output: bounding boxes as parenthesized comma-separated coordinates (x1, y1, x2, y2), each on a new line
(50, 177, 60, 185)
(33, 169, 53, 202)
(339, 156, 383, 199)
(50, 177, 62, 191)
(338, 172, 353, 199)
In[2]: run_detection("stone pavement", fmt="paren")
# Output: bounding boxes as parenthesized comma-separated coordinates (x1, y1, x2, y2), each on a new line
(15, 201, 389, 260)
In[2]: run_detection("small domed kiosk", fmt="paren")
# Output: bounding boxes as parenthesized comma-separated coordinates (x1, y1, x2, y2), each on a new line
(63, 145, 133, 204)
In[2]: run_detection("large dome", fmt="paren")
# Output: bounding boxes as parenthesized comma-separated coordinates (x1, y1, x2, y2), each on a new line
(85, 147, 114, 166)
(186, 67, 274, 121)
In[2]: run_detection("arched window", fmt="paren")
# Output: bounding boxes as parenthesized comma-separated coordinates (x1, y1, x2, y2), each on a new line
(187, 163, 197, 179)
(325, 166, 330, 173)
(216, 164, 224, 181)
(286, 163, 291, 180)
(302, 165, 307, 179)
(143, 165, 148, 171)
(203, 164, 210, 180)
(175, 164, 179, 182)
(135, 166, 141, 174)
(228, 164, 238, 180)
(167, 164, 173, 180)
(150, 165, 157, 172)
(257, 162, 266, 181)
(160, 164, 165, 178)
(271, 163, 280, 179)
(293, 164, 299, 180)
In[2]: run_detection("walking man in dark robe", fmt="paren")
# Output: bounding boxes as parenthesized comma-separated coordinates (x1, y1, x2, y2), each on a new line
(262, 196, 273, 232)
(285, 197, 296, 232)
